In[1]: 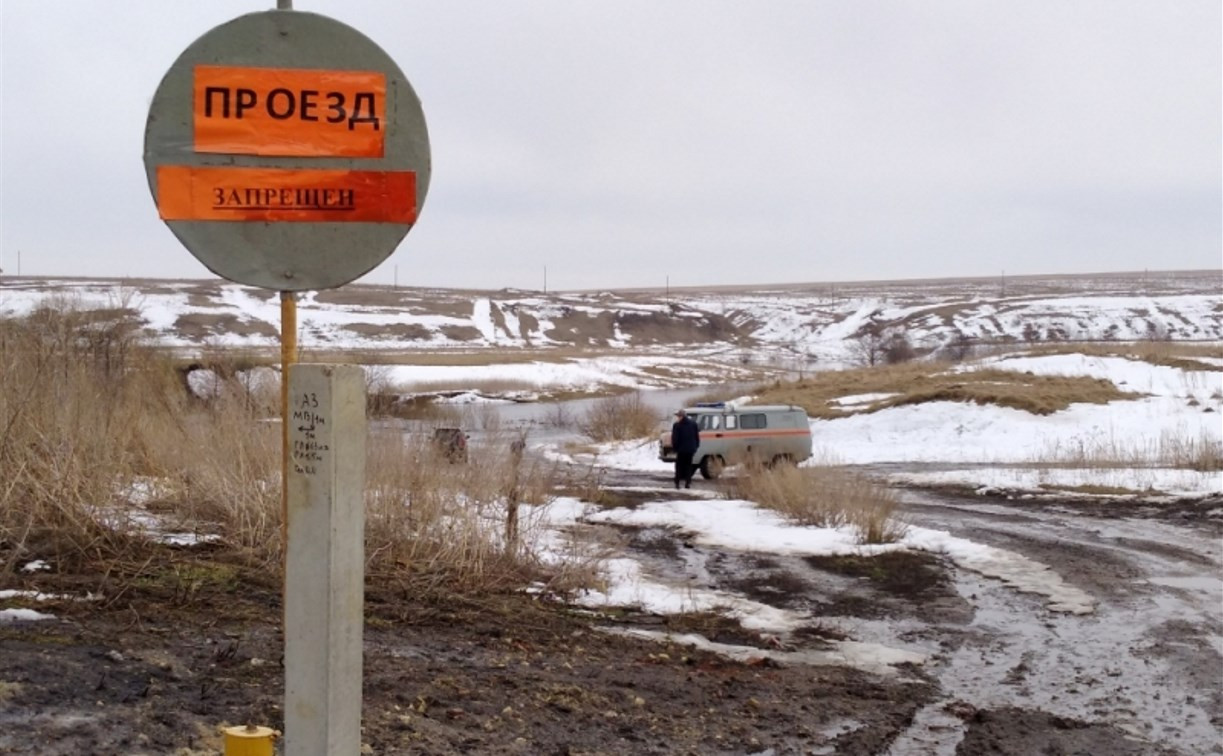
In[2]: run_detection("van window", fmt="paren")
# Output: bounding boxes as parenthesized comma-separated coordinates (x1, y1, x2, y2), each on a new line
(698, 415, 721, 431)
(740, 413, 767, 430)
(725, 415, 737, 430)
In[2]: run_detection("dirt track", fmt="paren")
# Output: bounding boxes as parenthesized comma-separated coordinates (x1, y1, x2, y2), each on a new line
(2, 471, 1220, 755)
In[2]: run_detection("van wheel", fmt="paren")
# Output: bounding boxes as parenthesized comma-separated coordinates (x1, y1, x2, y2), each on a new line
(700, 456, 724, 480)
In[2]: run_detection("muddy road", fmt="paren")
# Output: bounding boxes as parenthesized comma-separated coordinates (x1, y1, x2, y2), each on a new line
(1, 463, 1219, 754)
(592, 463, 1222, 755)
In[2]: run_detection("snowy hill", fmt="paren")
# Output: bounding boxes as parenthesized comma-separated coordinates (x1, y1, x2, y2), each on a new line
(0, 271, 1218, 367)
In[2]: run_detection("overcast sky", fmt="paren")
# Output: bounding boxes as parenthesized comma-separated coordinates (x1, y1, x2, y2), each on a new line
(1, 1, 1219, 291)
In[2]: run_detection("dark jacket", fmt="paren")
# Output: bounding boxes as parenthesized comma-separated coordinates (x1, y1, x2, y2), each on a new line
(671, 416, 700, 455)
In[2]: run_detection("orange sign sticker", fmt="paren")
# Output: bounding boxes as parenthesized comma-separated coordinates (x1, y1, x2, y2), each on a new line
(157, 166, 416, 223)
(193, 65, 386, 157)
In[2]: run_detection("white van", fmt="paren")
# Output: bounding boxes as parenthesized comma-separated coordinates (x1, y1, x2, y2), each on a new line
(658, 403, 812, 479)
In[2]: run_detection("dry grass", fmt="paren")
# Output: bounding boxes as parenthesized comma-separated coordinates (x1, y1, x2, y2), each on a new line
(578, 391, 661, 442)
(1, 304, 166, 571)
(1035, 432, 1222, 472)
(0, 304, 597, 596)
(0, 305, 287, 571)
(363, 430, 576, 594)
(1037, 483, 1142, 496)
(1017, 341, 1223, 371)
(754, 362, 1139, 419)
(726, 464, 906, 544)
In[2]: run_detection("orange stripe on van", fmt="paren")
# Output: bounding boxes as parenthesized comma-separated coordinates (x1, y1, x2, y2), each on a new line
(706, 430, 810, 439)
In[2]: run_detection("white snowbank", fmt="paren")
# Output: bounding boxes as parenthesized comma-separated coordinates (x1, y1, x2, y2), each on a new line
(0, 608, 55, 622)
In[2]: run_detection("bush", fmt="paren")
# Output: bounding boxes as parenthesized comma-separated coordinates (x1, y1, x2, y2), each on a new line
(578, 391, 659, 442)
(882, 332, 916, 364)
(938, 332, 977, 363)
(363, 430, 569, 594)
(728, 464, 906, 544)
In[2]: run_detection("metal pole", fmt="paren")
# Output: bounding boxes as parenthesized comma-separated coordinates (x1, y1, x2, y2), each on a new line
(277, 0, 294, 579)
(280, 291, 298, 567)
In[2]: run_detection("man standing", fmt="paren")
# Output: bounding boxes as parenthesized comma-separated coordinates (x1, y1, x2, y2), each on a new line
(671, 409, 700, 489)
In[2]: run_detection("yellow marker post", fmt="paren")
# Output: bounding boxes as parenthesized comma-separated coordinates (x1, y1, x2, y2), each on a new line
(223, 724, 277, 756)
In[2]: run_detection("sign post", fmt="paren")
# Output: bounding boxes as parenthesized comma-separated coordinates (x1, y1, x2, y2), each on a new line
(285, 364, 366, 755)
(144, 7, 429, 755)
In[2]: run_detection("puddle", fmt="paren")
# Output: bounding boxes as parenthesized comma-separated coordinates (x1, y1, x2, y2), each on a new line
(891, 564, 1222, 755)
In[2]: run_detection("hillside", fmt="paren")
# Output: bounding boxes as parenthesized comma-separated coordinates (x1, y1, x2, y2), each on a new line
(0, 270, 1218, 369)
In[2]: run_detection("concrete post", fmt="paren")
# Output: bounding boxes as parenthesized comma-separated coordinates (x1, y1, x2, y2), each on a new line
(284, 364, 366, 756)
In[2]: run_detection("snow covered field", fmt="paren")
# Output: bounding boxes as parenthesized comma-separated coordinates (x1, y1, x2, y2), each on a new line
(1, 273, 1219, 364)
(547, 352, 1221, 498)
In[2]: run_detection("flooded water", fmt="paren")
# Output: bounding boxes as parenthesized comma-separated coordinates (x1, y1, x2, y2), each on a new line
(413, 384, 756, 447)
(496, 385, 748, 426)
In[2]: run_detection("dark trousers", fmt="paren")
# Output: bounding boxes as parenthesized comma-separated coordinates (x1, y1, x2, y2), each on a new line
(674, 452, 695, 487)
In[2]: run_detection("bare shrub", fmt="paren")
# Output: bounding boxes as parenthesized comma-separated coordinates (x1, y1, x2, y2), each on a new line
(543, 401, 575, 429)
(849, 323, 918, 367)
(728, 464, 906, 544)
(849, 326, 886, 367)
(938, 332, 977, 363)
(578, 391, 658, 442)
(363, 363, 396, 415)
(363, 430, 568, 594)
(881, 331, 916, 365)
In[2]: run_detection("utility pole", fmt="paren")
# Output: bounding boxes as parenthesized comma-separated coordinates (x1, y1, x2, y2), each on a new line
(543, 265, 547, 295)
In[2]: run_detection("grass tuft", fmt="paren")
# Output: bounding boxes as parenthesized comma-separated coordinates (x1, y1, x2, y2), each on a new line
(726, 464, 906, 544)
(753, 362, 1140, 419)
(1035, 432, 1222, 472)
(578, 391, 660, 442)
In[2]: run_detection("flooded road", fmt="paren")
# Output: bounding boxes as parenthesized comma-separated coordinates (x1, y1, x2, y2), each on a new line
(573, 456, 1223, 755)
(887, 489, 1222, 755)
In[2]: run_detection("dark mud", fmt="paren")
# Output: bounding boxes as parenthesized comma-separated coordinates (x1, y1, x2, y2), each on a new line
(0, 570, 932, 755)
(3, 479, 1219, 754)
(956, 708, 1182, 756)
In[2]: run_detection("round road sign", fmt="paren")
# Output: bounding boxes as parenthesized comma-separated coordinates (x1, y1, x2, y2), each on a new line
(143, 10, 430, 291)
